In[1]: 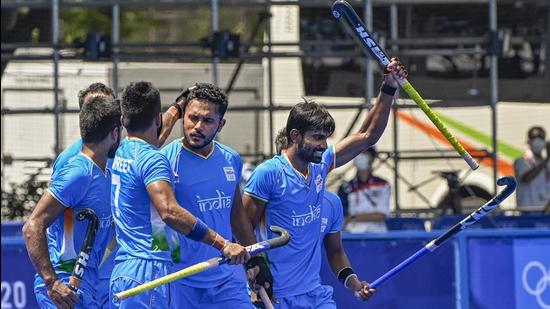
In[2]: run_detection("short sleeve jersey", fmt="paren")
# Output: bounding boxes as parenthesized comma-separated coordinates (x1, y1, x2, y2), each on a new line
(50, 139, 116, 280)
(51, 139, 83, 179)
(244, 145, 335, 297)
(39, 154, 112, 286)
(320, 191, 344, 238)
(161, 139, 244, 288)
(110, 138, 173, 262)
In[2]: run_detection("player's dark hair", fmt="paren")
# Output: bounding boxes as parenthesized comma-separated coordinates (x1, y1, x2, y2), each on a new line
(121, 81, 161, 132)
(185, 83, 228, 117)
(527, 126, 546, 140)
(275, 127, 289, 155)
(78, 82, 115, 109)
(285, 98, 335, 144)
(80, 96, 121, 143)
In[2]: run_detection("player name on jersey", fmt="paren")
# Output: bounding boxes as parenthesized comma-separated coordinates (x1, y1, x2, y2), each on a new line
(111, 156, 133, 173)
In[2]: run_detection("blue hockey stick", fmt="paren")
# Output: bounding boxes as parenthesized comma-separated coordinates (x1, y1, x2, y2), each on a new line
(370, 176, 517, 288)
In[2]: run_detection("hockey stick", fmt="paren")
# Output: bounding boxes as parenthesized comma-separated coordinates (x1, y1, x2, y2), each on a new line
(114, 225, 290, 301)
(369, 176, 516, 288)
(68, 208, 99, 291)
(331, 0, 479, 170)
(258, 286, 274, 309)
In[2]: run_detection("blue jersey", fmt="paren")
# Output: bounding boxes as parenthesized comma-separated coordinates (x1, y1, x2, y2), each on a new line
(111, 138, 174, 262)
(38, 153, 112, 286)
(51, 139, 83, 179)
(320, 191, 344, 239)
(52, 139, 116, 280)
(162, 139, 244, 288)
(244, 146, 336, 297)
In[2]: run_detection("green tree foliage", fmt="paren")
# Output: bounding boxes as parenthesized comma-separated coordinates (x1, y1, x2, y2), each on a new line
(59, 6, 264, 45)
(1, 172, 48, 221)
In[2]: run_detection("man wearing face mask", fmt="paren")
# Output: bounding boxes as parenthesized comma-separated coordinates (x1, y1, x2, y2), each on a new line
(513, 126, 550, 211)
(338, 147, 390, 233)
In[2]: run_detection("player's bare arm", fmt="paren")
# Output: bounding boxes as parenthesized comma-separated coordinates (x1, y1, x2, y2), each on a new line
(323, 232, 375, 301)
(242, 193, 266, 233)
(241, 193, 274, 298)
(334, 58, 408, 167)
(146, 179, 250, 264)
(23, 193, 78, 309)
(231, 187, 258, 246)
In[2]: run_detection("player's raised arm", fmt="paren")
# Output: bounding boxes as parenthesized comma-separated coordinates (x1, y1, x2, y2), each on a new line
(334, 58, 407, 168)
(157, 86, 196, 147)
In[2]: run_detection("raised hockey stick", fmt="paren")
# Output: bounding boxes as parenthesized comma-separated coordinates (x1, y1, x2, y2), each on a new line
(369, 176, 516, 288)
(114, 225, 290, 301)
(331, 0, 479, 170)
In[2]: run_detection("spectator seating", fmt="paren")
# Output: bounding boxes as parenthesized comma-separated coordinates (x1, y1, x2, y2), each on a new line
(432, 214, 550, 230)
(386, 217, 426, 231)
(431, 214, 495, 230)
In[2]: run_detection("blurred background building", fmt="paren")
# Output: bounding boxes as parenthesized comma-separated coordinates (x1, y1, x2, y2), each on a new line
(2, 0, 549, 219)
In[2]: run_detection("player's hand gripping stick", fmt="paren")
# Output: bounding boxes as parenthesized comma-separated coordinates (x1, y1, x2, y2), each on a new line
(114, 225, 290, 301)
(332, 0, 479, 170)
(68, 208, 99, 292)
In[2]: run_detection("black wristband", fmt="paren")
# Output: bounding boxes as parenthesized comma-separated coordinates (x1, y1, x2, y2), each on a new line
(380, 82, 397, 96)
(337, 267, 356, 285)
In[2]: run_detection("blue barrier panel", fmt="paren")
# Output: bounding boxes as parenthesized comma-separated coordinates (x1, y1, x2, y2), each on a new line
(1, 221, 24, 237)
(321, 232, 455, 308)
(2, 225, 549, 308)
(465, 230, 550, 309)
(1, 237, 39, 309)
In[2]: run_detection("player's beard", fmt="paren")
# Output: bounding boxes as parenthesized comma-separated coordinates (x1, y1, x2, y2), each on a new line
(108, 128, 121, 159)
(157, 114, 163, 138)
(297, 140, 325, 164)
(184, 127, 218, 150)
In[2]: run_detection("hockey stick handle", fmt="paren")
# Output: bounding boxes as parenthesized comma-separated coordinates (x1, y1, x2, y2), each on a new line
(370, 176, 516, 289)
(331, 0, 479, 170)
(218, 225, 290, 266)
(69, 208, 99, 291)
(258, 286, 275, 309)
(114, 226, 290, 301)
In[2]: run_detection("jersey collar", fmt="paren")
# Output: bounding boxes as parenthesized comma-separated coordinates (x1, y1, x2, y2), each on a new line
(283, 153, 310, 181)
(78, 152, 108, 177)
(179, 138, 215, 159)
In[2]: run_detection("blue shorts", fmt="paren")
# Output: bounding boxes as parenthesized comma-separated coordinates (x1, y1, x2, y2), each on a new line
(34, 275, 98, 309)
(274, 285, 336, 309)
(171, 277, 252, 309)
(110, 258, 172, 309)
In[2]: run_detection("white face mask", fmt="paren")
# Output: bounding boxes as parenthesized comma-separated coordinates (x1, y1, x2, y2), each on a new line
(529, 138, 546, 154)
(354, 153, 371, 171)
